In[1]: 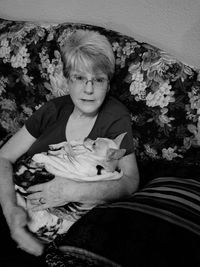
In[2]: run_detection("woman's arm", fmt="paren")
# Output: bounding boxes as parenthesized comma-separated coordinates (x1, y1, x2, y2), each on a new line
(27, 152, 139, 209)
(0, 126, 36, 208)
(0, 126, 44, 255)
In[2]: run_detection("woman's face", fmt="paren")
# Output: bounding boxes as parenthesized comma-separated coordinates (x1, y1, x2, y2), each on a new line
(67, 67, 109, 117)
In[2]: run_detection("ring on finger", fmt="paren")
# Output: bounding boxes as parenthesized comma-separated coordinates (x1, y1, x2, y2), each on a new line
(39, 197, 46, 204)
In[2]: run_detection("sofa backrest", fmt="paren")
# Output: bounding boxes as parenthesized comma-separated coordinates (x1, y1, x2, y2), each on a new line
(0, 19, 200, 186)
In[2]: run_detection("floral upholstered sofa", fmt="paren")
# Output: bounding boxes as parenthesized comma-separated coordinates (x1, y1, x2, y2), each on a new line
(1, 18, 200, 266)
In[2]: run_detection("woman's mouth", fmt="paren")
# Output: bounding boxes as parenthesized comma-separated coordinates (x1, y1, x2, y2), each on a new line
(81, 99, 94, 101)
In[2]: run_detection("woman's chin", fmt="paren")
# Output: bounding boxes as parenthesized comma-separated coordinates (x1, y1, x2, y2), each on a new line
(78, 100, 100, 115)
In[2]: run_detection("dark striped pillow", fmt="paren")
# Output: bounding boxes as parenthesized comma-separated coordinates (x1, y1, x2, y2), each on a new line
(106, 177, 200, 236)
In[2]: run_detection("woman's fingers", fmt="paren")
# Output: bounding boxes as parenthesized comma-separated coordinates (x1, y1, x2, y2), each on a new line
(27, 184, 43, 193)
(30, 203, 49, 211)
(49, 141, 67, 150)
(27, 192, 41, 200)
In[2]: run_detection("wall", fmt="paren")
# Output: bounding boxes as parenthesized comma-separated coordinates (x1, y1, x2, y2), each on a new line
(0, 0, 199, 68)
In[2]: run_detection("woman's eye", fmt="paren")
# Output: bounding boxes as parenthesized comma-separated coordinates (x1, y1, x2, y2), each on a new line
(95, 77, 106, 83)
(75, 75, 85, 81)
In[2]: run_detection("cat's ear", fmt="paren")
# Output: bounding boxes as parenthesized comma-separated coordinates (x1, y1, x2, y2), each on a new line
(113, 132, 127, 147)
(100, 148, 126, 172)
(106, 148, 126, 161)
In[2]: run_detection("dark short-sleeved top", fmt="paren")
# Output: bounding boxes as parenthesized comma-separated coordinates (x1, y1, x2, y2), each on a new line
(25, 95, 134, 156)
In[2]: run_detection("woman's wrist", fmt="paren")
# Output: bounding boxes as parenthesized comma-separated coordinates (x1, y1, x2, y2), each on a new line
(1, 197, 18, 217)
(64, 179, 110, 204)
(61, 178, 81, 202)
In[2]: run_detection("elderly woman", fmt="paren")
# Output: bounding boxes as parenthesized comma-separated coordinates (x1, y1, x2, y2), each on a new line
(0, 29, 139, 259)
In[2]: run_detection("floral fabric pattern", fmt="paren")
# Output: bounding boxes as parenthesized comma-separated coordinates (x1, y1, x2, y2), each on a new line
(0, 18, 200, 183)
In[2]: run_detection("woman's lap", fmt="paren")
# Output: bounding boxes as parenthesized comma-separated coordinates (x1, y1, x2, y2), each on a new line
(49, 208, 200, 267)
(1, 201, 199, 266)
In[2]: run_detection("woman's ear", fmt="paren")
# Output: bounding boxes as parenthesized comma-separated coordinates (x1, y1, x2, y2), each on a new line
(106, 83, 110, 93)
(65, 75, 70, 88)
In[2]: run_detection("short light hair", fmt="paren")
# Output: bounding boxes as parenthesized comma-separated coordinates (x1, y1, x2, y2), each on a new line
(61, 29, 115, 80)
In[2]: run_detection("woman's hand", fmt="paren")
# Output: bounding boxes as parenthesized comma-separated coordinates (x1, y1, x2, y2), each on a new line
(27, 154, 140, 211)
(26, 176, 77, 211)
(4, 205, 44, 256)
(27, 152, 140, 212)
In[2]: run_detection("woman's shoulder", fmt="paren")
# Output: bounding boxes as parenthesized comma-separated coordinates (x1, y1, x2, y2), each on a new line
(102, 95, 130, 116)
(49, 95, 73, 107)
(31, 95, 73, 122)
(45, 95, 73, 113)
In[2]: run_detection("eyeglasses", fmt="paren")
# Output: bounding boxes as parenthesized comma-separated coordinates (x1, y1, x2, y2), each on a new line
(69, 74, 109, 89)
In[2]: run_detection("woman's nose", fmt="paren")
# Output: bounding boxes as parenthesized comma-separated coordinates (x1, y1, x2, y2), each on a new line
(84, 80, 94, 94)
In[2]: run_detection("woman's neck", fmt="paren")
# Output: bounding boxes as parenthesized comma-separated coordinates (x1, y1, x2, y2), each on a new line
(72, 107, 98, 120)
(66, 108, 98, 142)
